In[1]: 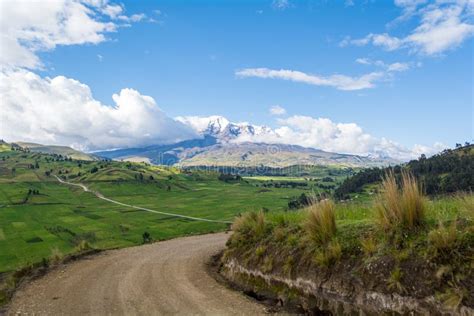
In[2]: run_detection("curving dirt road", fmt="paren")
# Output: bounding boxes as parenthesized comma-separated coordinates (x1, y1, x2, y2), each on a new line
(8, 233, 267, 315)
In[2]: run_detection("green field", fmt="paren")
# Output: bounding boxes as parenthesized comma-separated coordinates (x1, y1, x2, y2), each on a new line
(0, 148, 310, 273)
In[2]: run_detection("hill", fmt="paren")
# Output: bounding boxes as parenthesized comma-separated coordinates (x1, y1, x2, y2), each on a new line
(334, 144, 474, 199)
(96, 136, 396, 169)
(13, 142, 99, 161)
(0, 145, 313, 276)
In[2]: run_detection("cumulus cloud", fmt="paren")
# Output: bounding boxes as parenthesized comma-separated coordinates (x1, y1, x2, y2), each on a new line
(0, 69, 198, 151)
(229, 115, 444, 161)
(0, 0, 146, 70)
(269, 105, 287, 116)
(341, 0, 474, 55)
(236, 68, 386, 91)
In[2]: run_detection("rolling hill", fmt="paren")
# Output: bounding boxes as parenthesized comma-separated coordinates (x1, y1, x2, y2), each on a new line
(12, 142, 99, 161)
(334, 143, 474, 199)
(96, 136, 396, 168)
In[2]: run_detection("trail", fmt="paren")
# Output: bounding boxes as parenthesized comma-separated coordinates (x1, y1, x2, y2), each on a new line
(54, 175, 233, 224)
(8, 233, 267, 315)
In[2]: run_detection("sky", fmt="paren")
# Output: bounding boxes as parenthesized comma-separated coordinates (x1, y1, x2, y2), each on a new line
(0, 0, 473, 160)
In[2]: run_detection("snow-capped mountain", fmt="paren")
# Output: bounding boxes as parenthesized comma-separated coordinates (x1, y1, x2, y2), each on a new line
(176, 115, 274, 142)
(96, 115, 399, 168)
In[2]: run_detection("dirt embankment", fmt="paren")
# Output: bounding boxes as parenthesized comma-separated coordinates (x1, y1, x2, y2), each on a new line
(7, 233, 267, 315)
(219, 241, 474, 315)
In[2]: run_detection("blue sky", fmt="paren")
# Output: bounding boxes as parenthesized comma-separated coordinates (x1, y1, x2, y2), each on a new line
(1, 0, 473, 158)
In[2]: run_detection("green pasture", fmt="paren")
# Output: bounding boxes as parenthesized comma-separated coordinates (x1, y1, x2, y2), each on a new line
(0, 149, 308, 272)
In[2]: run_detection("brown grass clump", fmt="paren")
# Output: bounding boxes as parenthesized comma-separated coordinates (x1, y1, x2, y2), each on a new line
(360, 236, 377, 256)
(232, 210, 266, 238)
(49, 247, 63, 264)
(304, 199, 336, 245)
(428, 221, 459, 256)
(314, 240, 342, 267)
(376, 170, 426, 232)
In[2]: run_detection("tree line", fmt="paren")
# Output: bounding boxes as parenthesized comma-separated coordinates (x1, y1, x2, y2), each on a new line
(334, 144, 473, 199)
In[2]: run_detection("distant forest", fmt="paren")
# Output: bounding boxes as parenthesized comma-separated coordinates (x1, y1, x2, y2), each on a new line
(334, 143, 473, 199)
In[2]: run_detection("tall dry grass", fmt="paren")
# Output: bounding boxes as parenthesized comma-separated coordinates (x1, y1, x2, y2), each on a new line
(376, 170, 426, 232)
(304, 199, 336, 245)
(232, 210, 266, 238)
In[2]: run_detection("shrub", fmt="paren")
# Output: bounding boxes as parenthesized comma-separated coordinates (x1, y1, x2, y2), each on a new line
(304, 199, 336, 245)
(232, 211, 266, 238)
(142, 231, 152, 244)
(376, 171, 426, 232)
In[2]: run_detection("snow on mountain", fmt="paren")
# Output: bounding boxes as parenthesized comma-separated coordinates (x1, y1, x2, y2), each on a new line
(175, 115, 275, 142)
(175, 115, 230, 136)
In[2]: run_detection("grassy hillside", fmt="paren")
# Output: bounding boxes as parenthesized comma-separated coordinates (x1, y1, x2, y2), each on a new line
(0, 146, 311, 274)
(96, 136, 396, 168)
(13, 142, 99, 161)
(222, 174, 474, 313)
(335, 144, 474, 200)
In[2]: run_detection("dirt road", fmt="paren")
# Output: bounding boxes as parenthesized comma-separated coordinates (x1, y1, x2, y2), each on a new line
(8, 233, 266, 315)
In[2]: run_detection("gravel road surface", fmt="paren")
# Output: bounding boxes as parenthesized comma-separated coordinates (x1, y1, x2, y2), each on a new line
(8, 233, 266, 315)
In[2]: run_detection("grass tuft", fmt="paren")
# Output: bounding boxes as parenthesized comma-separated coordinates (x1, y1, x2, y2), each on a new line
(376, 170, 426, 232)
(437, 286, 466, 311)
(49, 247, 63, 264)
(232, 210, 266, 238)
(304, 199, 336, 245)
(387, 266, 405, 293)
(428, 220, 459, 256)
(314, 240, 342, 267)
(360, 236, 377, 257)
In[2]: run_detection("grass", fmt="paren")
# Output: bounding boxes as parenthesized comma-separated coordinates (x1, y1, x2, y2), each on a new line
(224, 175, 473, 310)
(304, 199, 336, 245)
(376, 171, 426, 232)
(0, 149, 311, 273)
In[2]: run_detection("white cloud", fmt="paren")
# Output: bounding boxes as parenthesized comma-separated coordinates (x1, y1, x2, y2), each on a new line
(117, 13, 146, 23)
(342, 0, 474, 55)
(0, 69, 198, 151)
(356, 58, 411, 72)
(229, 115, 444, 161)
(0, 0, 146, 70)
(97, 54, 104, 62)
(387, 62, 410, 72)
(236, 67, 385, 91)
(269, 105, 287, 116)
(272, 0, 291, 10)
(102, 3, 123, 19)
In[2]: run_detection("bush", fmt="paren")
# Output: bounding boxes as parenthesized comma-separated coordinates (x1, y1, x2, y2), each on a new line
(376, 171, 426, 232)
(142, 231, 152, 244)
(304, 199, 336, 245)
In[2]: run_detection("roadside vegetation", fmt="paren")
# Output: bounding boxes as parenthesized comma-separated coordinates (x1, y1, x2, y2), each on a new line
(224, 172, 474, 312)
(335, 143, 473, 199)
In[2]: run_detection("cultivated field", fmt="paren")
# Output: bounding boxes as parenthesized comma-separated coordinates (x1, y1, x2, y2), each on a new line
(0, 147, 311, 273)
